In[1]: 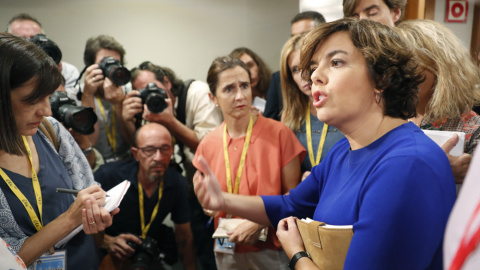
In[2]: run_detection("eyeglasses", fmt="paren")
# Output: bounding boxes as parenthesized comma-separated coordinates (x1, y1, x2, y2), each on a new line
(137, 145, 173, 157)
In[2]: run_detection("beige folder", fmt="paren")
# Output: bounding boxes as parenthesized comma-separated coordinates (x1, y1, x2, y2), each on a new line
(296, 218, 354, 270)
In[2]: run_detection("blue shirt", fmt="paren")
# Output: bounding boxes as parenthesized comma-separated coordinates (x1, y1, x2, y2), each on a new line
(262, 122, 456, 269)
(0, 133, 99, 270)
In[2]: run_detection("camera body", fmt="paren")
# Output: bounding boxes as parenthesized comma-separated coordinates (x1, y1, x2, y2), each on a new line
(49, 91, 98, 135)
(29, 34, 62, 65)
(98, 56, 131, 86)
(136, 82, 168, 118)
(127, 236, 175, 270)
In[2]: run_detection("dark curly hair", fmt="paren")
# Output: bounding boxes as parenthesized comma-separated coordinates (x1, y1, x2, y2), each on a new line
(300, 18, 422, 120)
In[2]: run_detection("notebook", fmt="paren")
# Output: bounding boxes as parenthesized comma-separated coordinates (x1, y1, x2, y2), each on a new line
(55, 180, 130, 248)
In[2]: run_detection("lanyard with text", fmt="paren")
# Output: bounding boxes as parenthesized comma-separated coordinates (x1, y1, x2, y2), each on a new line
(306, 103, 329, 167)
(223, 115, 253, 194)
(138, 180, 163, 239)
(0, 136, 43, 231)
(96, 96, 116, 153)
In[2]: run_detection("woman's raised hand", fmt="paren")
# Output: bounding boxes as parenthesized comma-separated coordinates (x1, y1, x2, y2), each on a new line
(193, 155, 225, 211)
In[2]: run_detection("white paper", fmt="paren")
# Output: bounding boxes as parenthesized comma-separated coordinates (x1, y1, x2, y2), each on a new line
(252, 97, 266, 113)
(212, 218, 267, 241)
(0, 237, 26, 269)
(300, 218, 352, 229)
(422, 130, 465, 156)
(55, 180, 131, 248)
(443, 144, 480, 269)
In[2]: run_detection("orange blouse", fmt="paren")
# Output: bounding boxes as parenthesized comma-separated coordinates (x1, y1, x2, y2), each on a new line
(193, 114, 306, 253)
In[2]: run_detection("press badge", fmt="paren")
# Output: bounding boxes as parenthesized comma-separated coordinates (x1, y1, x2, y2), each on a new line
(214, 238, 235, 254)
(34, 250, 66, 270)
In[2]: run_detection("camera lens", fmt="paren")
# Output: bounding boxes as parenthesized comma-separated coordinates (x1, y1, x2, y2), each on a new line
(98, 57, 131, 86)
(60, 106, 98, 135)
(145, 94, 167, 114)
(106, 66, 131, 86)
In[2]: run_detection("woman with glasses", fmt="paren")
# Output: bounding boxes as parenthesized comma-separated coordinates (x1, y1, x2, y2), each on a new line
(193, 56, 305, 269)
(0, 33, 114, 269)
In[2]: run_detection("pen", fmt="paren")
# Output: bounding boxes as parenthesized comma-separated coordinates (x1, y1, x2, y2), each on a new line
(56, 188, 110, 197)
(206, 216, 213, 227)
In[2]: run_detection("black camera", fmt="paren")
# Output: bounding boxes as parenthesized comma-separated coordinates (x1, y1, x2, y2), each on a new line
(127, 234, 177, 270)
(49, 91, 98, 135)
(136, 83, 168, 118)
(29, 34, 62, 65)
(98, 56, 131, 86)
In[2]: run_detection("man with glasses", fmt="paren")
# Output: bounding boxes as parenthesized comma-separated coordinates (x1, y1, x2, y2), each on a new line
(122, 61, 222, 270)
(94, 123, 197, 270)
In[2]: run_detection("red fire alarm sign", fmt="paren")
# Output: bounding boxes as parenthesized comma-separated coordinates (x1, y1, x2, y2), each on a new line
(446, 0, 468, 23)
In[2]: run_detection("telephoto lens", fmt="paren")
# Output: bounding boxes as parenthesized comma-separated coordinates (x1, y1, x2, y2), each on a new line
(49, 91, 98, 134)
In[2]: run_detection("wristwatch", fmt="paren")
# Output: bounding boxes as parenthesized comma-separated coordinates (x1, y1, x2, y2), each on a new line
(82, 144, 93, 156)
(288, 251, 310, 270)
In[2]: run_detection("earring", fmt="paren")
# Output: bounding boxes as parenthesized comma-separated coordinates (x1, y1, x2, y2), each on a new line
(375, 91, 383, 105)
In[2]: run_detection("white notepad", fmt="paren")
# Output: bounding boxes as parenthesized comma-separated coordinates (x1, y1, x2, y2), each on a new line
(422, 130, 465, 156)
(55, 180, 131, 248)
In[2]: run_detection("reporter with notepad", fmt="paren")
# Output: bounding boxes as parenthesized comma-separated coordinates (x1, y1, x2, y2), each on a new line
(396, 20, 480, 184)
(0, 33, 116, 269)
(193, 19, 457, 270)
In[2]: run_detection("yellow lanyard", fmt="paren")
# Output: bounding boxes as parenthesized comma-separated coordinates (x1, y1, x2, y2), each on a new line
(138, 180, 163, 239)
(0, 136, 43, 231)
(96, 96, 116, 153)
(306, 103, 329, 166)
(223, 115, 253, 194)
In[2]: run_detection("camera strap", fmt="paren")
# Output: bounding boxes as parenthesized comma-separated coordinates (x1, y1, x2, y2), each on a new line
(74, 66, 88, 101)
(38, 118, 59, 152)
(96, 96, 116, 154)
(138, 180, 163, 239)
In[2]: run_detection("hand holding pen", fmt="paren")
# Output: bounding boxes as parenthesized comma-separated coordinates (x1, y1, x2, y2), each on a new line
(58, 185, 116, 234)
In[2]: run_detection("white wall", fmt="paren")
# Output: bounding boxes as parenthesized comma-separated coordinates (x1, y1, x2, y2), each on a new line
(299, 0, 344, 22)
(0, 0, 299, 81)
(433, 0, 475, 48)
(300, 0, 476, 51)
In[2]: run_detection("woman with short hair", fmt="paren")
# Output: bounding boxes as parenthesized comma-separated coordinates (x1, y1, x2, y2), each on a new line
(194, 18, 456, 269)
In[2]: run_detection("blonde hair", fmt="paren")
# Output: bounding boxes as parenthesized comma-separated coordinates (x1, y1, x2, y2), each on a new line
(397, 20, 480, 122)
(280, 34, 309, 130)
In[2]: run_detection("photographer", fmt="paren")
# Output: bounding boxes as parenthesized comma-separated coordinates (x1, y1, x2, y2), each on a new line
(7, 13, 80, 89)
(94, 123, 197, 270)
(122, 61, 222, 270)
(28, 33, 103, 170)
(68, 35, 132, 163)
